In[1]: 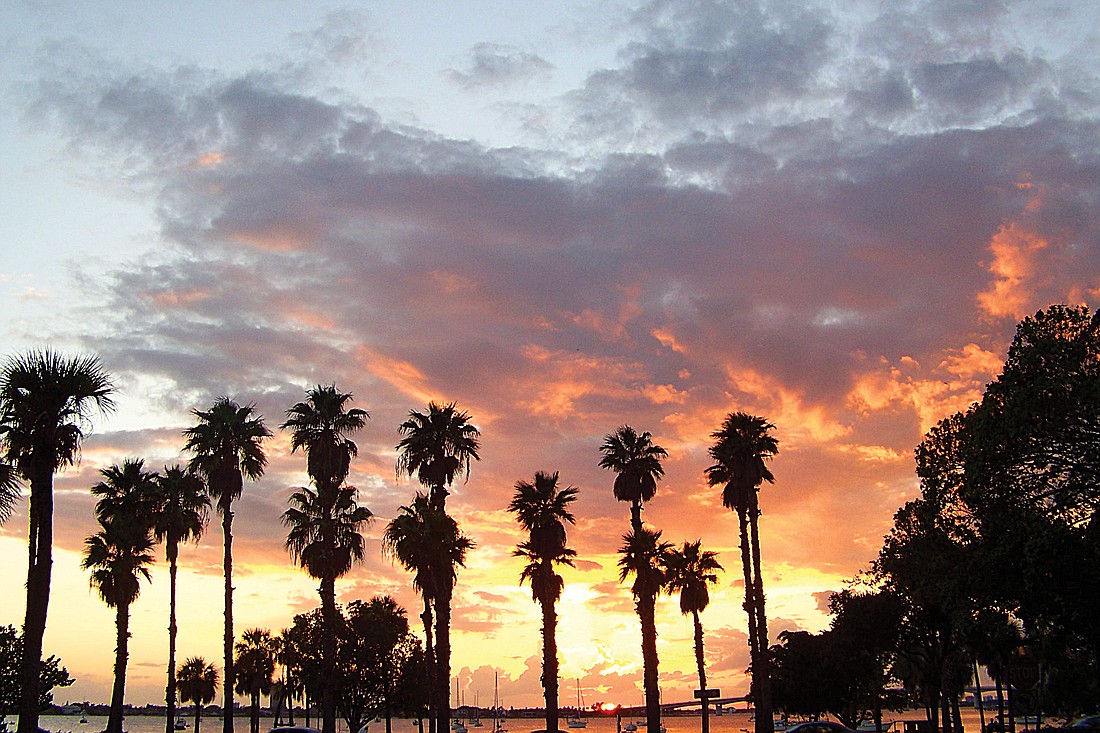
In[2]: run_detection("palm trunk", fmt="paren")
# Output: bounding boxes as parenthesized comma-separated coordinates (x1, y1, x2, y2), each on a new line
(736, 507, 760, 724)
(18, 468, 53, 733)
(630, 500, 643, 536)
(422, 600, 437, 733)
(167, 544, 180, 733)
(748, 498, 773, 733)
(223, 509, 235, 733)
(435, 583, 454, 733)
(693, 610, 710, 733)
(638, 591, 661, 733)
(251, 691, 261, 733)
(541, 594, 559, 733)
(108, 601, 131, 733)
(195, 702, 202, 733)
(320, 573, 339, 733)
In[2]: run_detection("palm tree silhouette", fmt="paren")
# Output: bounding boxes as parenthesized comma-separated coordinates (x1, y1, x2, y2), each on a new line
(283, 484, 373, 732)
(234, 628, 278, 733)
(598, 426, 667, 535)
(0, 349, 114, 733)
(509, 471, 578, 733)
(396, 402, 480, 511)
(91, 459, 160, 526)
(619, 527, 673, 733)
(281, 385, 371, 733)
(183, 396, 271, 733)
(384, 493, 475, 733)
(665, 540, 723, 733)
(153, 465, 210, 733)
(83, 518, 156, 733)
(178, 657, 218, 733)
(0, 461, 19, 524)
(706, 412, 779, 733)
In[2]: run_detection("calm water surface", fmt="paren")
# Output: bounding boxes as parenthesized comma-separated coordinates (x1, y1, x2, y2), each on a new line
(38, 710, 993, 733)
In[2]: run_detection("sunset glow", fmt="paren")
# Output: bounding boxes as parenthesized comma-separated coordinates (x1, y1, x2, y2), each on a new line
(2, 0, 1100, 716)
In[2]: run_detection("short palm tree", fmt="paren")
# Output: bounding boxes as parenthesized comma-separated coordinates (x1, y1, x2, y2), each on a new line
(283, 483, 373, 733)
(83, 519, 156, 733)
(383, 494, 474, 733)
(618, 527, 673, 733)
(183, 396, 271, 733)
(598, 426, 667, 535)
(178, 656, 218, 733)
(396, 402, 480, 511)
(509, 471, 578, 733)
(153, 465, 210, 733)
(706, 412, 779, 733)
(665, 541, 723, 733)
(0, 349, 114, 733)
(234, 628, 278, 733)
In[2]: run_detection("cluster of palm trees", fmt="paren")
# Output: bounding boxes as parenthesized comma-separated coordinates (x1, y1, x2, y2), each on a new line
(1, 348, 784, 733)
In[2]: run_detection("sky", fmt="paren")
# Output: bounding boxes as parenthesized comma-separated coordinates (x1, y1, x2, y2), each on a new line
(2, 0, 1100, 712)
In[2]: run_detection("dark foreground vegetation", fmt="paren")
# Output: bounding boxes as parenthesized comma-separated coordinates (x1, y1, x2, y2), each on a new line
(2, 305, 1098, 733)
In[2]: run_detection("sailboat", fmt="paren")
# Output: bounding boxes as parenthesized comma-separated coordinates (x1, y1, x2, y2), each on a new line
(567, 680, 587, 729)
(492, 671, 507, 733)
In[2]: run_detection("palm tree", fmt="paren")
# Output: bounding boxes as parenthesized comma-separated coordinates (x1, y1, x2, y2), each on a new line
(598, 426, 667, 535)
(706, 412, 779, 733)
(508, 471, 578, 733)
(234, 628, 278, 733)
(383, 494, 475, 733)
(394, 402, 479, 733)
(0, 349, 114, 733)
(283, 483, 374, 733)
(0, 461, 19, 525)
(282, 384, 369, 492)
(183, 396, 271, 733)
(178, 657, 218, 733)
(153, 465, 210, 733)
(618, 527, 673, 733)
(91, 459, 160, 526)
(665, 541, 723, 733)
(82, 519, 156, 733)
(281, 383, 371, 733)
(395, 402, 480, 511)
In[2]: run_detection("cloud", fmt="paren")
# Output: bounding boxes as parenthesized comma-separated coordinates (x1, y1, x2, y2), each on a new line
(7, 0, 1100, 707)
(447, 43, 555, 89)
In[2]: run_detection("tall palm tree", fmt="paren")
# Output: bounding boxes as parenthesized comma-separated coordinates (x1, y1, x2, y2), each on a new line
(91, 458, 160, 526)
(0, 349, 114, 733)
(153, 465, 210, 733)
(665, 541, 723, 733)
(178, 657, 218, 733)
(395, 402, 480, 733)
(508, 471, 578, 733)
(395, 402, 480, 511)
(183, 396, 271, 733)
(618, 527, 673, 733)
(283, 483, 373, 733)
(234, 628, 278, 733)
(282, 384, 369, 492)
(383, 494, 475, 733)
(82, 519, 156, 733)
(281, 384, 371, 733)
(598, 426, 667, 535)
(706, 412, 779, 733)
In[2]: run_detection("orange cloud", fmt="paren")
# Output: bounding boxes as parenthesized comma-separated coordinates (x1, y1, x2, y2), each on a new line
(977, 221, 1049, 319)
